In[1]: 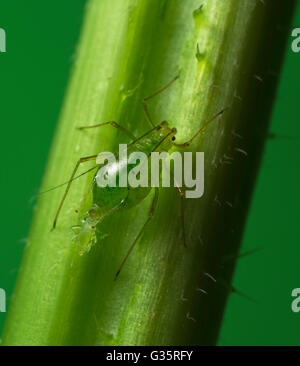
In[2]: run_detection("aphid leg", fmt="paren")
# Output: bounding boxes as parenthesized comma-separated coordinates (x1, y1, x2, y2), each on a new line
(52, 155, 97, 230)
(173, 107, 229, 148)
(115, 188, 159, 280)
(268, 132, 293, 140)
(222, 248, 261, 264)
(91, 197, 128, 229)
(160, 159, 186, 247)
(231, 286, 256, 303)
(75, 177, 96, 214)
(78, 121, 135, 140)
(218, 279, 256, 303)
(160, 161, 186, 247)
(142, 75, 179, 128)
(174, 182, 187, 248)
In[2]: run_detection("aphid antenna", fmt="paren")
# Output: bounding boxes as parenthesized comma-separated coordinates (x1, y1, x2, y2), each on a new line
(38, 165, 98, 197)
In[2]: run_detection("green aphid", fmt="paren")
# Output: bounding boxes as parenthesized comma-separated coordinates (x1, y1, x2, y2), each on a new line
(50, 76, 227, 279)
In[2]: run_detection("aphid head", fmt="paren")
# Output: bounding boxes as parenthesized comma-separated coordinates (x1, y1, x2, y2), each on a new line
(171, 127, 177, 142)
(156, 121, 177, 150)
(157, 121, 177, 138)
(157, 120, 169, 129)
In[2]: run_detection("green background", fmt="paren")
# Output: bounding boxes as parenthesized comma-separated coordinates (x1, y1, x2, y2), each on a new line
(0, 1, 299, 346)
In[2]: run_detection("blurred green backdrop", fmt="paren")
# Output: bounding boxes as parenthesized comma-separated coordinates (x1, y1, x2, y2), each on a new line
(0, 1, 299, 346)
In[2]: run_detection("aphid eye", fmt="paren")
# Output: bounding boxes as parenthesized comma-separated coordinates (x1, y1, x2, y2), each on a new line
(172, 136, 176, 141)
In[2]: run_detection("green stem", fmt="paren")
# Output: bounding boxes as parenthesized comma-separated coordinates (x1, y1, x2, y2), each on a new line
(2, 0, 294, 346)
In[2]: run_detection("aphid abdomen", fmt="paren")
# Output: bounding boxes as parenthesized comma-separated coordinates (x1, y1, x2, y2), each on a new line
(125, 186, 152, 208)
(92, 184, 128, 210)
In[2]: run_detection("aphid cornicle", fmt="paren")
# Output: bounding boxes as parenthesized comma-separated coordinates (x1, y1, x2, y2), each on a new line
(51, 76, 227, 279)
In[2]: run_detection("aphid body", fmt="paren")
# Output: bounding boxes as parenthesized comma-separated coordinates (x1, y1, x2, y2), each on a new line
(50, 76, 226, 278)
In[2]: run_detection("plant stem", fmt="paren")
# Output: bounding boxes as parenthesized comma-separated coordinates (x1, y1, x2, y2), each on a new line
(2, 0, 295, 346)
